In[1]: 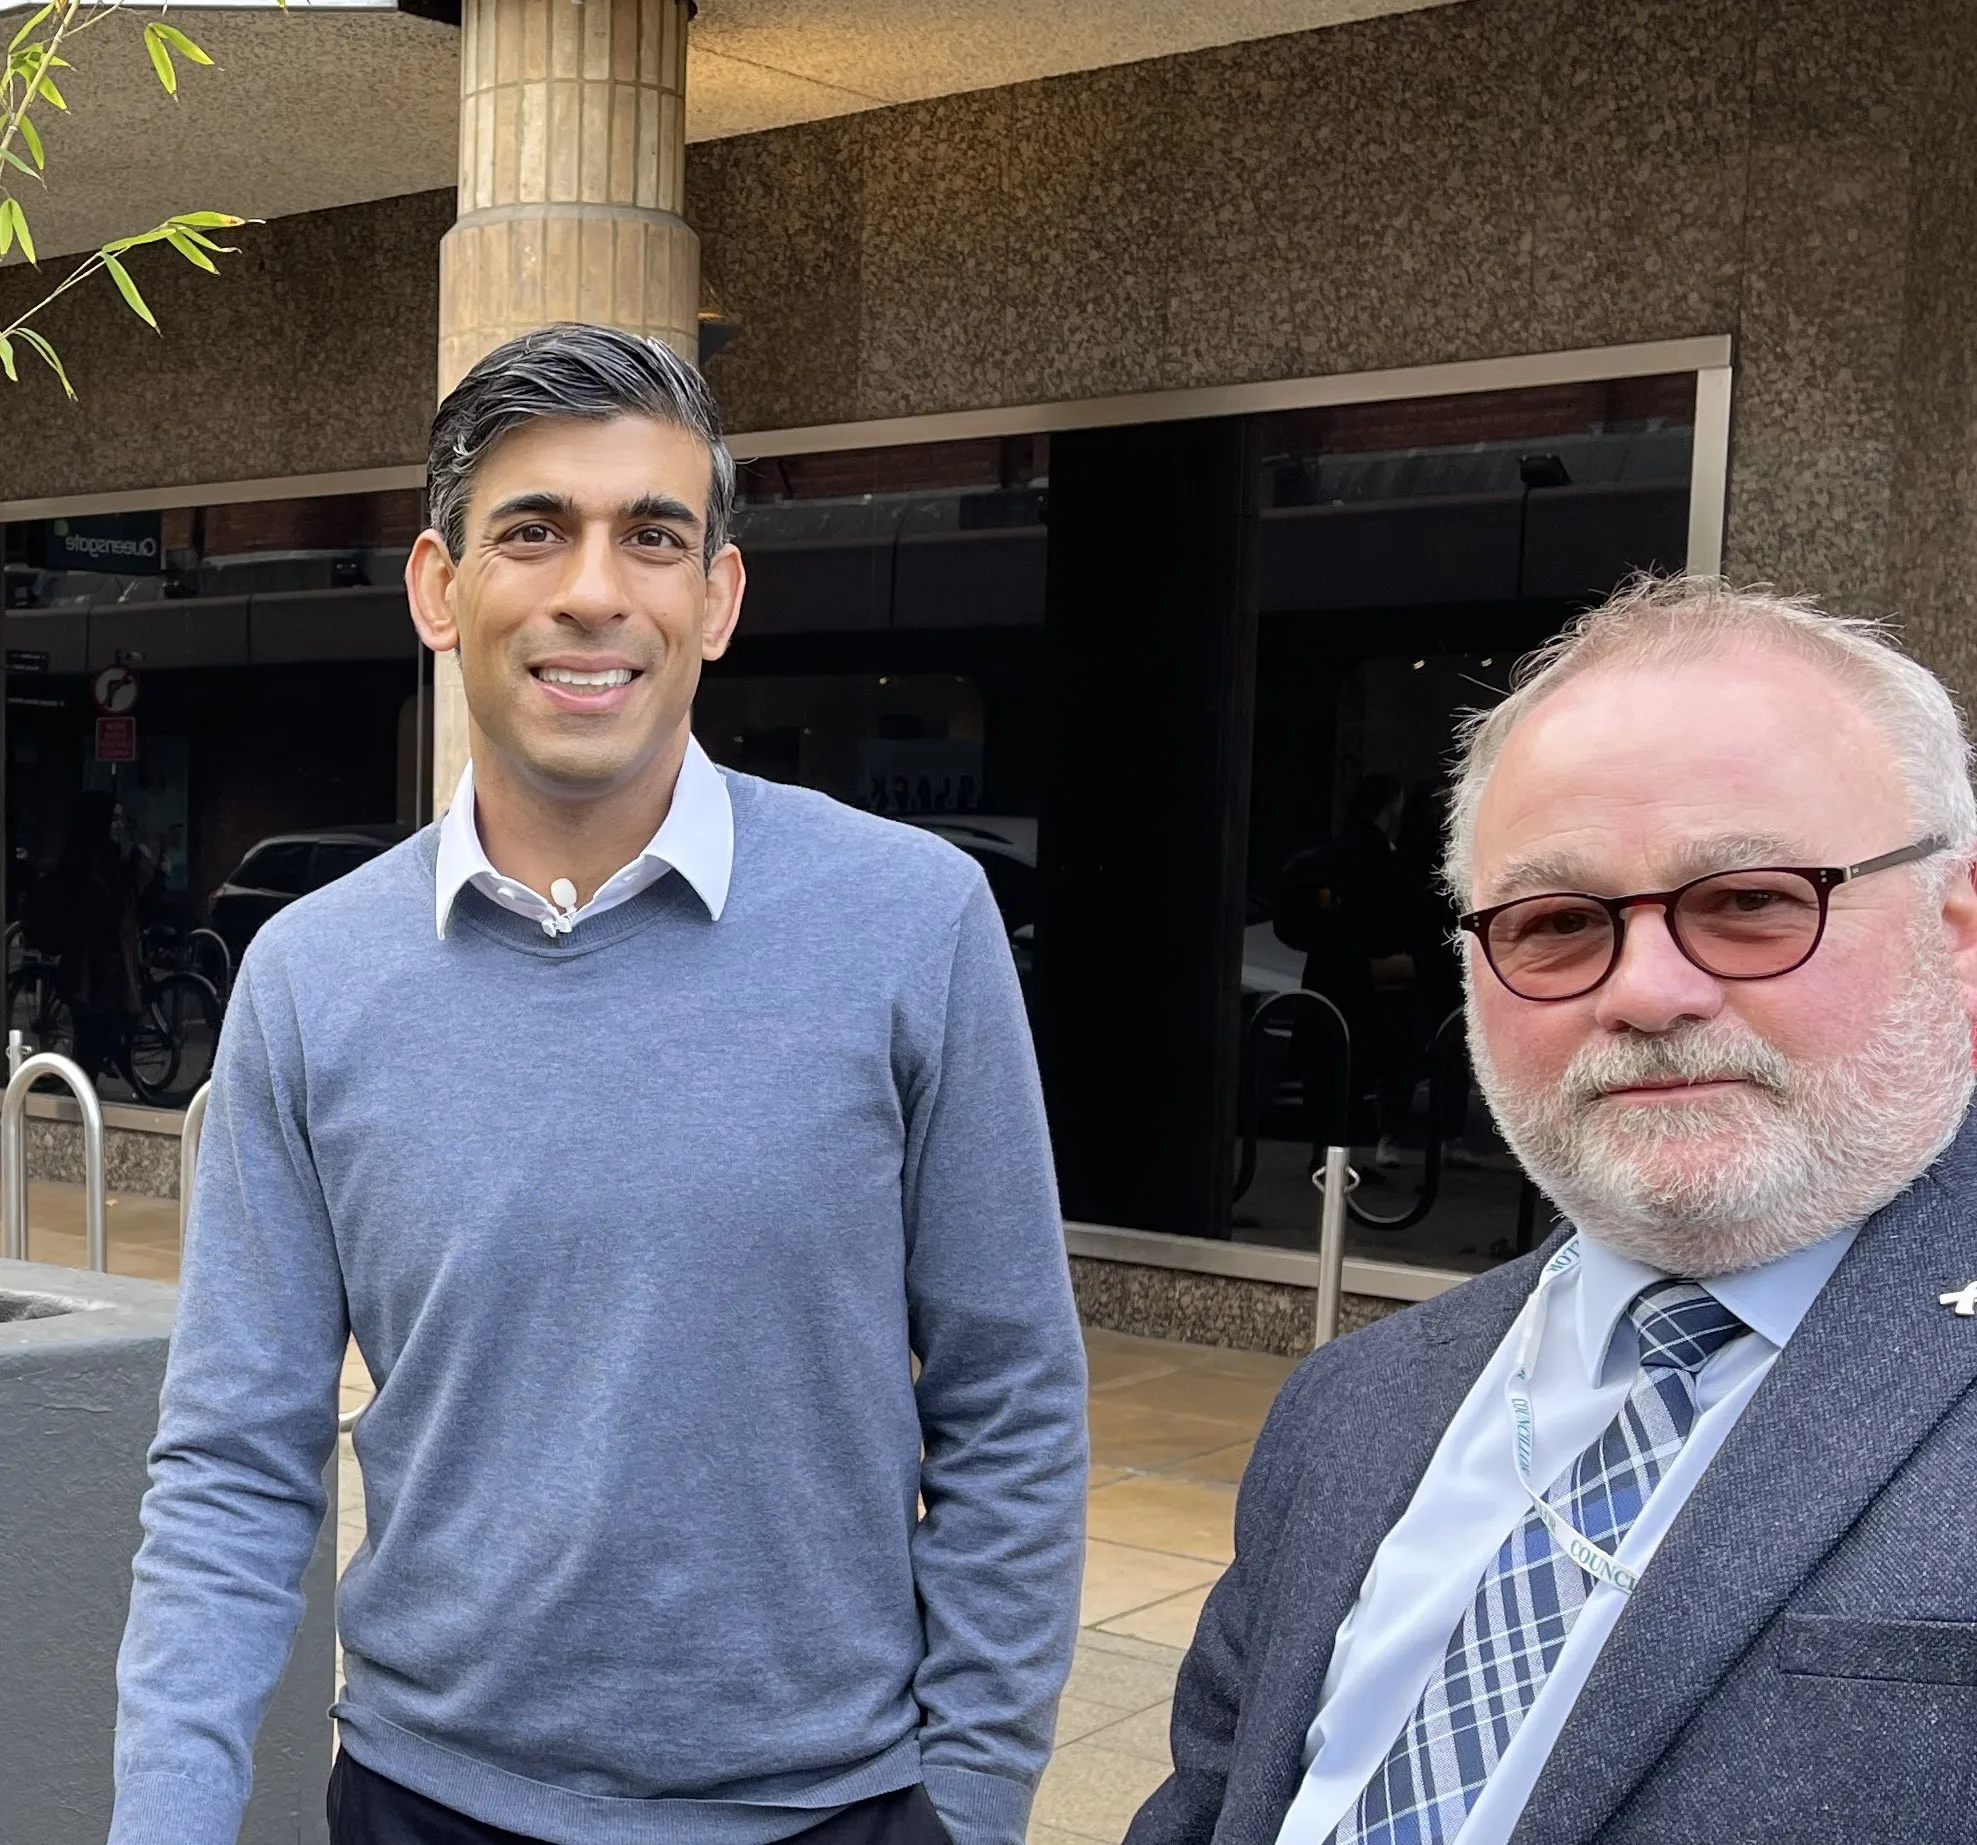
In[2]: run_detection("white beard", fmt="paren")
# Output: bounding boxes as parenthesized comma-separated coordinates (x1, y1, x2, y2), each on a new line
(1469, 923, 1975, 1277)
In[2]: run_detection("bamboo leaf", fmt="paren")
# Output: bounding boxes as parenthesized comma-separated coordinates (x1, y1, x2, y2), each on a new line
(18, 326, 72, 397)
(150, 23, 212, 64)
(170, 226, 235, 253)
(35, 67, 64, 108)
(0, 334, 15, 384)
(1, 147, 35, 179)
(7, 4, 53, 53)
(164, 228, 216, 272)
(7, 195, 35, 264)
(142, 23, 176, 95)
(0, 200, 14, 260)
(19, 112, 43, 169)
(167, 210, 245, 229)
(102, 252, 156, 328)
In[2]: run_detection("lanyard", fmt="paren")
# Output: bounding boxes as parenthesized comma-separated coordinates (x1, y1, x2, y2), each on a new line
(1503, 1238, 1643, 1596)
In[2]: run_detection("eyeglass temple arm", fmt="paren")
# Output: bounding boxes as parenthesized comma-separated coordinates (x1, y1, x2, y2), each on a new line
(1840, 835, 1952, 881)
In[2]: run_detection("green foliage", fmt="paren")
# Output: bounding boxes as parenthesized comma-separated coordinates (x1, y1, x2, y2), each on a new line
(1, 0, 266, 397)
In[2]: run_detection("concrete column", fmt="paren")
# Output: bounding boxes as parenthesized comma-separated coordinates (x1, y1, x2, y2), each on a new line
(431, 0, 699, 812)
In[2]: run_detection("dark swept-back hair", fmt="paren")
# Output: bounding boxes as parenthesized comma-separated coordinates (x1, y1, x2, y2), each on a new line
(426, 322, 736, 568)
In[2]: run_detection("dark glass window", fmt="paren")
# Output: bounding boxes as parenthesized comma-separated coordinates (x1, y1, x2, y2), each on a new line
(232, 841, 315, 895)
(311, 840, 380, 888)
(1236, 374, 1699, 1270)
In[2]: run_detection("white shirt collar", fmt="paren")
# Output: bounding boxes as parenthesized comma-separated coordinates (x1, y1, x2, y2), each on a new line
(434, 734, 733, 940)
(1572, 1217, 1860, 1386)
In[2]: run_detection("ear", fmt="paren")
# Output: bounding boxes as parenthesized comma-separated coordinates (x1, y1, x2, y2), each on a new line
(406, 528, 461, 654)
(1941, 858, 1977, 1022)
(700, 544, 747, 663)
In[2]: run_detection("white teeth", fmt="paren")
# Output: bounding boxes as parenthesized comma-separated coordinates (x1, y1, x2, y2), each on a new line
(539, 667, 633, 688)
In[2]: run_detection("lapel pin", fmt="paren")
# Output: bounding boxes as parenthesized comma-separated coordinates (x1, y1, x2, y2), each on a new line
(1939, 1283, 1977, 1317)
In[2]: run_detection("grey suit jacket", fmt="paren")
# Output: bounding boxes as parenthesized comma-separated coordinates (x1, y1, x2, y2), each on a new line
(1127, 1111, 1977, 1845)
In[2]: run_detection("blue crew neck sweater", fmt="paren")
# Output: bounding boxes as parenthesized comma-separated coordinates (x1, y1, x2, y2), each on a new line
(110, 771, 1088, 1845)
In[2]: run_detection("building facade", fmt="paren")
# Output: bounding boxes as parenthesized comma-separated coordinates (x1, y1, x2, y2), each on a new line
(2, 0, 1973, 1343)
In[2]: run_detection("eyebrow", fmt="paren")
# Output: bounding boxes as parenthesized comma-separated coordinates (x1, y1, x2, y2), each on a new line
(1485, 831, 1816, 904)
(481, 490, 703, 534)
(623, 492, 703, 534)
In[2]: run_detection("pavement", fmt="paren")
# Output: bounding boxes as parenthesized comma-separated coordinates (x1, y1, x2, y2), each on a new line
(23, 1181, 1294, 1845)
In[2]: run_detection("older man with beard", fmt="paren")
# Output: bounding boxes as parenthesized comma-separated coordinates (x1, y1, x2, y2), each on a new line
(1126, 577, 1977, 1845)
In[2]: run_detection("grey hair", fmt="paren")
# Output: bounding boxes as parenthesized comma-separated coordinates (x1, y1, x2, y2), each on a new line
(1444, 574, 1977, 900)
(427, 322, 736, 568)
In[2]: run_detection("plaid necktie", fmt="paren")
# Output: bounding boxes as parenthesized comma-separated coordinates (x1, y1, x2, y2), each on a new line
(1330, 1279, 1747, 1845)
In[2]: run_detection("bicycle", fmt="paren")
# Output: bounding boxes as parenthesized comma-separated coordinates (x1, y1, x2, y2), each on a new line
(6, 948, 223, 1107)
(128, 924, 228, 1104)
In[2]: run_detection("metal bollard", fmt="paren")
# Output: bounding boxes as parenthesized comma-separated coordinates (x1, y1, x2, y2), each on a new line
(2, 1052, 109, 1271)
(180, 1082, 211, 1241)
(1312, 1145, 1355, 1348)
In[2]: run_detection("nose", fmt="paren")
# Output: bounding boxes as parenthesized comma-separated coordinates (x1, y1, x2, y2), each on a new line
(1590, 901, 1726, 1034)
(556, 525, 627, 630)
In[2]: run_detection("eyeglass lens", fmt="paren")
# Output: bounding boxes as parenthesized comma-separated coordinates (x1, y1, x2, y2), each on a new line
(1484, 869, 1827, 998)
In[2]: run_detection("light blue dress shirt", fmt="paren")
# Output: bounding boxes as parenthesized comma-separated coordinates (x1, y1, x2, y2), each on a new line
(433, 733, 734, 939)
(1273, 1222, 1858, 1845)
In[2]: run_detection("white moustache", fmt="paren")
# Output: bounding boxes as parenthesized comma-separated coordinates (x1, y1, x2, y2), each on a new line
(1561, 1029, 1794, 1107)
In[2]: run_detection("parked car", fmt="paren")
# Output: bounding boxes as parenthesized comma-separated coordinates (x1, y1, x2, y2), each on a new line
(209, 825, 410, 961)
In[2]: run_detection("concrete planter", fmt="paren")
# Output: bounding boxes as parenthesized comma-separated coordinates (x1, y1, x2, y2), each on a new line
(0, 1259, 335, 1844)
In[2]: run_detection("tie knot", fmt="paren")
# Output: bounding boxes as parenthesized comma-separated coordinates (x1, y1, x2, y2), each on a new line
(1626, 1280, 1746, 1375)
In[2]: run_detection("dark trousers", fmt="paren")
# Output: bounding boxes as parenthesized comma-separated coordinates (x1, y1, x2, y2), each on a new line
(327, 1752, 953, 1845)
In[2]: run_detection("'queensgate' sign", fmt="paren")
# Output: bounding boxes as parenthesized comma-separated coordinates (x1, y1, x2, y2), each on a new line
(31, 513, 164, 575)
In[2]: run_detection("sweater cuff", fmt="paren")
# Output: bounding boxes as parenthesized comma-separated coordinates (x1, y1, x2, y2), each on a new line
(109, 1769, 249, 1845)
(922, 1764, 1034, 1845)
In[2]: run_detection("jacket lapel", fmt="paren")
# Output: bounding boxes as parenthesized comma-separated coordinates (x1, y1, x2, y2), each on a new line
(1231, 1238, 1565, 1840)
(1513, 1116, 1977, 1845)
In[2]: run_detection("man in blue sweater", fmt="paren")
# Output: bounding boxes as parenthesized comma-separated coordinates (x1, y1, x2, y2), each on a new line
(109, 324, 1089, 1845)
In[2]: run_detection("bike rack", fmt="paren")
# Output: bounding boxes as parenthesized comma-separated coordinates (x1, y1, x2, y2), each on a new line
(180, 1082, 211, 1241)
(1234, 989, 1355, 1347)
(2, 1048, 109, 1270)
(186, 928, 234, 1002)
(1347, 1006, 1468, 1233)
(1312, 1142, 1353, 1348)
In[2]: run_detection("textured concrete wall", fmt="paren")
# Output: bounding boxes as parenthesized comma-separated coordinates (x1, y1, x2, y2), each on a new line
(0, 189, 452, 502)
(1070, 1253, 1406, 1356)
(1886, 0, 1977, 697)
(0, 1260, 335, 1844)
(689, 0, 1977, 688)
(27, 1116, 182, 1198)
(4, 0, 1974, 687)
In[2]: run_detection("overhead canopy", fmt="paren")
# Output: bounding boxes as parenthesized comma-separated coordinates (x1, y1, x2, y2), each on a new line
(1, 0, 1464, 260)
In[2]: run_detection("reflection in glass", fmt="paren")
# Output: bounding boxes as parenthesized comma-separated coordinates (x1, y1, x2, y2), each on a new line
(1236, 375, 1699, 1271)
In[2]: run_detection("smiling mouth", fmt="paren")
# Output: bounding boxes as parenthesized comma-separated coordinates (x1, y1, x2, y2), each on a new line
(531, 666, 640, 697)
